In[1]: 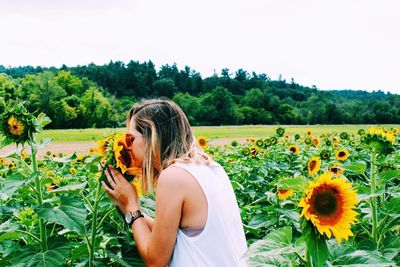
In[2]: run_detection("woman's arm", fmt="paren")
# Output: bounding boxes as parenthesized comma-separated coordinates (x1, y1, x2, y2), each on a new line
(143, 214, 154, 231)
(103, 166, 185, 267)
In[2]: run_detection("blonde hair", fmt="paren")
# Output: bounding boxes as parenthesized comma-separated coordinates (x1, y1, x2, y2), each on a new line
(128, 98, 211, 194)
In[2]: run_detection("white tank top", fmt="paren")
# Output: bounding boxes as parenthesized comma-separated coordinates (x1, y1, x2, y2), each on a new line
(169, 161, 248, 267)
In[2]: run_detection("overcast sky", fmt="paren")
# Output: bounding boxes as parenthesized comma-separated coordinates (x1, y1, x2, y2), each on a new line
(1, 0, 399, 94)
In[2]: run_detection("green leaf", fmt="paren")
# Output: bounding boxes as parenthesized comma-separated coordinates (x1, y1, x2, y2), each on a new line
(0, 220, 20, 242)
(34, 112, 52, 131)
(32, 138, 51, 150)
(378, 170, 400, 184)
(47, 236, 72, 258)
(330, 250, 394, 266)
(381, 236, 400, 260)
(244, 227, 295, 264)
(12, 248, 66, 267)
(36, 195, 87, 235)
(275, 176, 307, 192)
(303, 220, 329, 267)
(342, 161, 367, 175)
(383, 198, 400, 214)
(52, 153, 77, 163)
(49, 182, 87, 193)
(0, 173, 25, 200)
(247, 255, 292, 267)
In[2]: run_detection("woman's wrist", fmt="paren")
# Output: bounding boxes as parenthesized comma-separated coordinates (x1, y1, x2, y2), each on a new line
(125, 203, 140, 213)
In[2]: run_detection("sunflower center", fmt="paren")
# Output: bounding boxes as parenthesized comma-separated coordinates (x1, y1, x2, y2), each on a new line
(338, 151, 345, 157)
(310, 185, 343, 224)
(8, 120, 24, 136)
(199, 139, 206, 146)
(290, 147, 296, 153)
(118, 142, 132, 167)
(309, 160, 316, 170)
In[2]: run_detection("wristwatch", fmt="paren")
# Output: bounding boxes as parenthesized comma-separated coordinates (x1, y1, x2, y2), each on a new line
(124, 210, 144, 226)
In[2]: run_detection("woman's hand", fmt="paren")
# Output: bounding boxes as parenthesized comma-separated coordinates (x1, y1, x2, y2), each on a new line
(102, 166, 140, 213)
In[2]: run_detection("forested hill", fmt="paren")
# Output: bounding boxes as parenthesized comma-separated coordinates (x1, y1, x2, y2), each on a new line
(0, 61, 399, 129)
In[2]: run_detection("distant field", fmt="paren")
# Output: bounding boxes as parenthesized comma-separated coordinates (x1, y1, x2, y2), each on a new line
(29, 124, 399, 142)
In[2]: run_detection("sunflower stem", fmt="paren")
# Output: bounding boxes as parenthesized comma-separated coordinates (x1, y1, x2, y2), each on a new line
(370, 150, 379, 249)
(276, 197, 280, 228)
(31, 145, 48, 252)
(305, 246, 312, 267)
(89, 180, 102, 267)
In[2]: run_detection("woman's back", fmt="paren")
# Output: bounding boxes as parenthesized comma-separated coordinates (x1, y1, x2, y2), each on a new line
(169, 160, 248, 267)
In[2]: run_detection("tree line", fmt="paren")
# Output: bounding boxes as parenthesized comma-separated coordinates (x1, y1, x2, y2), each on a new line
(0, 61, 399, 128)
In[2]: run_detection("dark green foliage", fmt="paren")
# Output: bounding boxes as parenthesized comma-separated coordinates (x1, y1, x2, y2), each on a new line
(0, 61, 399, 128)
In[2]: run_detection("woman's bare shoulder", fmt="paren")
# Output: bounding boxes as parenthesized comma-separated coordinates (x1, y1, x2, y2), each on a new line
(158, 164, 194, 188)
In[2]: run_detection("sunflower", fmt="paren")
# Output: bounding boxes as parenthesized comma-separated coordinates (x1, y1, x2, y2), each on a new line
(250, 146, 259, 157)
(276, 127, 285, 136)
(47, 183, 59, 192)
(308, 156, 321, 176)
(228, 157, 235, 162)
(7, 115, 25, 137)
(20, 151, 28, 159)
(255, 139, 264, 148)
(264, 139, 271, 147)
(299, 171, 359, 244)
(260, 150, 266, 155)
(113, 134, 136, 174)
(277, 189, 294, 200)
(329, 163, 344, 176)
(131, 178, 143, 197)
(336, 149, 350, 161)
(46, 170, 56, 178)
(248, 138, 255, 144)
(307, 130, 312, 137)
(1, 102, 49, 145)
(288, 145, 300, 155)
(349, 140, 356, 146)
(242, 147, 250, 156)
(8, 162, 15, 169)
(0, 158, 6, 165)
(312, 137, 320, 147)
(320, 149, 331, 160)
(393, 128, 398, 135)
(357, 129, 366, 136)
(197, 136, 208, 149)
(270, 137, 277, 145)
(333, 137, 339, 143)
(340, 132, 349, 140)
(95, 136, 113, 156)
(70, 167, 77, 174)
(75, 153, 85, 163)
(294, 134, 300, 140)
(305, 137, 312, 145)
(325, 139, 332, 146)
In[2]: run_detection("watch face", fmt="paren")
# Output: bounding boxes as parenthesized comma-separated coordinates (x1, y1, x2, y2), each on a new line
(125, 212, 132, 224)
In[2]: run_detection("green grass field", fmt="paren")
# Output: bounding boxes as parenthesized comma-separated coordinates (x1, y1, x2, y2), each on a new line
(29, 124, 400, 142)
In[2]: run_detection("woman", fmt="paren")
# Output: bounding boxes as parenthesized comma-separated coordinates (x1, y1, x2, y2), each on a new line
(102, 99, 247, 267)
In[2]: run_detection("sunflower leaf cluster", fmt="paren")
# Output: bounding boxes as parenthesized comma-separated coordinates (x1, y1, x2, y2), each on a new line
(363, 126, 396, 154)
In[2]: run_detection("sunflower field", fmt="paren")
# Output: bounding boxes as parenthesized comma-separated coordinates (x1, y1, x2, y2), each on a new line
(0, 102, 400, 266)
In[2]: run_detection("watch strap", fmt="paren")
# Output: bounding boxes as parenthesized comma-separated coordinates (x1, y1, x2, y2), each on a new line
(127, 210, 144, 226)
